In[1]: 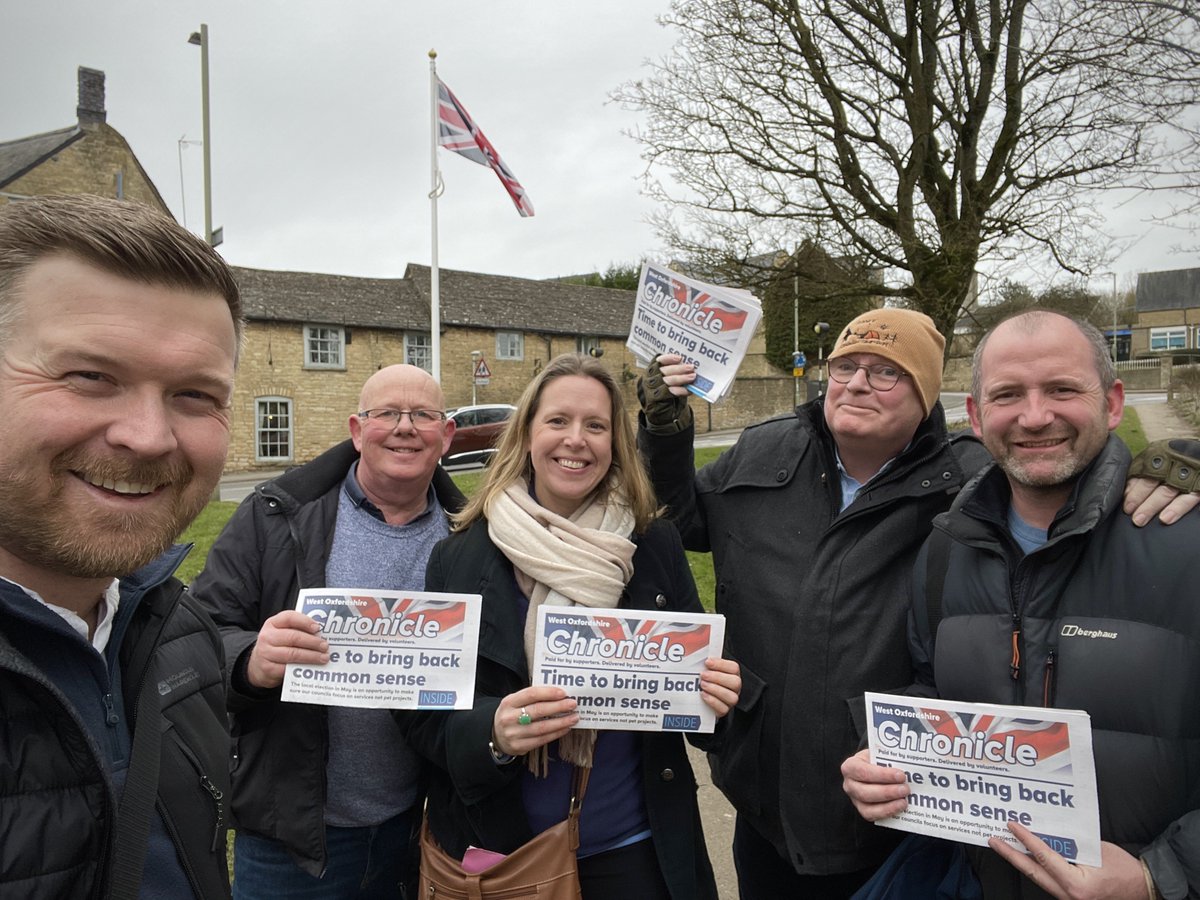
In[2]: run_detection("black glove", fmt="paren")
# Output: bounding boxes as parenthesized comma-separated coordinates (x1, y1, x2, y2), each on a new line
(1128, 439, 1200, 492)
(637, 357, 693, 434)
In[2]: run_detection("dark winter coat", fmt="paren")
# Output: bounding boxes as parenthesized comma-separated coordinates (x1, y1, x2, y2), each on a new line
(909, 435, 1200, 899)
(638, 398, 989, 875)
(189, 440, 465, 876)
(398, 518, 720, 900)
(0, 546, 231, 899)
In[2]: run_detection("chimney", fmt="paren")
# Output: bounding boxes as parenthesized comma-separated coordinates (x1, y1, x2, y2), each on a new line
(77, 67, 106, 128)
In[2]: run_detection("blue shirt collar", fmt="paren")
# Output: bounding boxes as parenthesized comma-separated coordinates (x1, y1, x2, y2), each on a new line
(342, 460, 436, 523)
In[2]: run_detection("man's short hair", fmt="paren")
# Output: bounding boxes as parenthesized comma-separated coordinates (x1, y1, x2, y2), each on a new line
(971, 310, 1116, 401)
(0, 195, 243, 354)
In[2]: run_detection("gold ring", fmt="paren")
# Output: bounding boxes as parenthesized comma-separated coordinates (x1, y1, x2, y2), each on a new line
(518, 707, 532, 726)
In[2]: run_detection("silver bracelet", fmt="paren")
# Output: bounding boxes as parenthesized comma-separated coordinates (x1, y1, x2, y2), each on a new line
(488, 740, 516, 765)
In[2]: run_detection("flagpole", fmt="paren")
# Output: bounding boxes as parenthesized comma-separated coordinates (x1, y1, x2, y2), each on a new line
(428, 49, 442, 383)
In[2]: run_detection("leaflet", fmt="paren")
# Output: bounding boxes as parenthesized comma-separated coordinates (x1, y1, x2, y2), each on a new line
(626, 262, 762, 402)
(531, 605, 726, 733)
(864, 692, 1101, 867)
(281, 589, 481, 710)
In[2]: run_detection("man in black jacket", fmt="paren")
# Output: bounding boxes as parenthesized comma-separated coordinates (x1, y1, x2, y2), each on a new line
(0, 195, 242, 898)
(640, 307, 1196, 899)
(191, 364, 466, 899)
(844, 311, 1200, 899)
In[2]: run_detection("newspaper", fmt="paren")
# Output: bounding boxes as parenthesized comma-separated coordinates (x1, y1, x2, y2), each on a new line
(864, 692, 1101, 866)
(626, 262, 762, 402)
(530, 605, 726, 732)
(280, 588, 481, 710)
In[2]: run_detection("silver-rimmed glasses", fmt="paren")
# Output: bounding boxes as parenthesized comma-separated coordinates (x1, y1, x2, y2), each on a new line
(357, 408, 448, 431)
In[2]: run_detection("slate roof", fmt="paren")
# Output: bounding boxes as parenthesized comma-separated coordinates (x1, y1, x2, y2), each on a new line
(405, 264, 634, 336)
(232, 264, 635, 336)
(0, 126, 84, 188)
(1136, 267, 1200, 312)
(233, 263, 636, 336)
(233, 266, 428, 329)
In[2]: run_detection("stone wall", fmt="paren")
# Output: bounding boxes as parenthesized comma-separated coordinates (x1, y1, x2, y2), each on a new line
(226, 321, 798, 472)
(1, 123, 167, 212)
(226, 321, 411, 470)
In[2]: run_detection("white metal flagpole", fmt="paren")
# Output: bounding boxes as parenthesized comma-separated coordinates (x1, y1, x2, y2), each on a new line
(428, 49, 442, 383)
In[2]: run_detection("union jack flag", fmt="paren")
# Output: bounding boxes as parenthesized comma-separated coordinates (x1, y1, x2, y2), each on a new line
(302, 592, 468, 644)
(550, 612, 714, 669)
(670, 278, 750, 338)
(436, 77, 534, 217)
(873, 702, 1075, 777)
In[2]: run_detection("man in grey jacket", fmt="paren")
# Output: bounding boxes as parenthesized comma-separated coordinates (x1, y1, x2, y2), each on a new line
(640, 307, 1195, 899)
(843, 311, 1200, 899)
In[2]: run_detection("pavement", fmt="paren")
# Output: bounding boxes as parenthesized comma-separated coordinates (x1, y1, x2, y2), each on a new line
(1131, 396, 1196, 442)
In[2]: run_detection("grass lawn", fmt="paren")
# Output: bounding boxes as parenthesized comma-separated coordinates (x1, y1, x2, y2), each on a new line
(178, 408, 1148, 608)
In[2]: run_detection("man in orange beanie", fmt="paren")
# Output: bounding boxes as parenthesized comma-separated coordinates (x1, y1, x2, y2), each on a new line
(637, 307, 1194, 899)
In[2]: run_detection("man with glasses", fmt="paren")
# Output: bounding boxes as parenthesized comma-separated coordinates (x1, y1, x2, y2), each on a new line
(636, 308, 1194, 899)
(192, 364, 465, 898)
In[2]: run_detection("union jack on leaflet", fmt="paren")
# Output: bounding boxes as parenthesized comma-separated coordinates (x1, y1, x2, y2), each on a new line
(436, 77, 534, 217)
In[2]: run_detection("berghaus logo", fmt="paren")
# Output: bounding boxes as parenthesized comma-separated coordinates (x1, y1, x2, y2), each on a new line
(1060, 624, 1117, 639)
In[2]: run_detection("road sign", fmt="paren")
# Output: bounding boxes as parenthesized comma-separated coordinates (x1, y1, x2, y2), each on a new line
(473, 357, 492, 379)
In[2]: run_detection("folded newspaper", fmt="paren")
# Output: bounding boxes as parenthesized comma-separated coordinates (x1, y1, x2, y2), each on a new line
(626, 262, 762, 402)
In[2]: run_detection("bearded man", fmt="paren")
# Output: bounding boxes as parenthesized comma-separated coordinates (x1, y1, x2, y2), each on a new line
(0, 195, 241, 899)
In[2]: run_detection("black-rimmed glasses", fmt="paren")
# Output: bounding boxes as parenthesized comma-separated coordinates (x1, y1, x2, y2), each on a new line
(826, 360, 908, 391)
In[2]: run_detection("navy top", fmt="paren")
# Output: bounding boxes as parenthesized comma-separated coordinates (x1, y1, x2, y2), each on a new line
(511, 580, 651, 857)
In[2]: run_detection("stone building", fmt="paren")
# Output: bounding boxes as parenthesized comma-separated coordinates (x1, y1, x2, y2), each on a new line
(4, 66, 793, 474)
(1135, 267, 1200, 358)
(0, 67, 169, 211)
(226, 262, 784, 473)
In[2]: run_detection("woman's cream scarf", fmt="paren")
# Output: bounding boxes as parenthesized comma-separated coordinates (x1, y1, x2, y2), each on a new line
(487, 481, 636, 774)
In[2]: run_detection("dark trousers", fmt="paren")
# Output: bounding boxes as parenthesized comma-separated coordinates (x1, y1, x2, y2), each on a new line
(733, 816, 875, 900)
(579, 838, 671, 900)
(233, 807, 417, 899)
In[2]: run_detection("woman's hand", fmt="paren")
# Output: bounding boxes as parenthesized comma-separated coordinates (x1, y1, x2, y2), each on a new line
(491, 686, 579, 757)
(699, 657, 741, 718)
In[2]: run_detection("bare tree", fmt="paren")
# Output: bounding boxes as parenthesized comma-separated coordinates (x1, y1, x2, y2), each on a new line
(618, 0, 1200, 342)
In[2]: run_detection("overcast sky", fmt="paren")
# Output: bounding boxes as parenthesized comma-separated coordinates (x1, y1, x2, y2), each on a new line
(3, 1, 1195, 293)
(3, 1, 674, 281)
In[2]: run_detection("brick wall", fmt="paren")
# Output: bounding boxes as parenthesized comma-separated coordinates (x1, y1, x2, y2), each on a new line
(1133, 308, 1200, 357)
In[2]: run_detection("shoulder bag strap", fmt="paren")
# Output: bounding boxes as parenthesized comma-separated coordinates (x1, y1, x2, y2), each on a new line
(108, 601, 172, 900)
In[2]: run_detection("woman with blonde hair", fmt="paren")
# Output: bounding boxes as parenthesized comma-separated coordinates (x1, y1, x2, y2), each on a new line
(400, 353, 739, 899)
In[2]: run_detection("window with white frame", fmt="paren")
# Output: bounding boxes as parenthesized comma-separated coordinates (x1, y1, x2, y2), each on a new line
(304, 325, 345, 369)
(256, 397, 293, 462)
(1149, 326, 1188, 352)
(405, 331, 432, 373)
(496, 331, 524, 361)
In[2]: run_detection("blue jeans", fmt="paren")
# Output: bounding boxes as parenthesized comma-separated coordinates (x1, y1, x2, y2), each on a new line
(233, 808, 417, 899)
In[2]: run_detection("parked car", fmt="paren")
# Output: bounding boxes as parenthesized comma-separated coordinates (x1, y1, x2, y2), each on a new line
(441, 404, 517, 467)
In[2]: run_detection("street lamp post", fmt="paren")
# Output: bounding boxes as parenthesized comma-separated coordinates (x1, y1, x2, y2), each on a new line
(1098, 271, 1119, 362)
(188, 25, 214, 246)
(814, 321, 830, 396)
(1110, 271, 1119, 363)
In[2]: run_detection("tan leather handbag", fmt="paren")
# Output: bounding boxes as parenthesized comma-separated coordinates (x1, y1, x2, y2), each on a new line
(419, 767, 590, 900)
